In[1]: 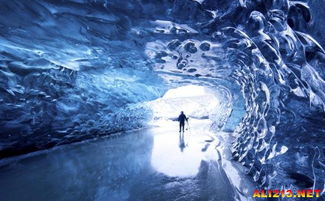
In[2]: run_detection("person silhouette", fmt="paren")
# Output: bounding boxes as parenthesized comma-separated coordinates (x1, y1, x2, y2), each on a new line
(178, 111, 188, 133)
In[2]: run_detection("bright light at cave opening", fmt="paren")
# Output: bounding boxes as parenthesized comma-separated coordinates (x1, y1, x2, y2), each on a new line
(163, 85, 206, 98)
(148, 85, 222, 177)
(148, 85, 221, 125)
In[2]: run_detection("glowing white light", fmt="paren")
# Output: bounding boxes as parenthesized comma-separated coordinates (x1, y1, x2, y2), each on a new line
(148, 85, 229, 177)
(150, 131, 204, 177)
(163, 85, 207, 98)
(148, 85, 220, 121)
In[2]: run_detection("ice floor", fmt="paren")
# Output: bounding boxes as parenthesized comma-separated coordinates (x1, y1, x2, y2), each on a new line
(0, 119, 256, 201)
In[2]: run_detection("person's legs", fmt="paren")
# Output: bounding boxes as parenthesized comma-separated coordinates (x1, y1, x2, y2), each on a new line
(180, 122, 185, 132)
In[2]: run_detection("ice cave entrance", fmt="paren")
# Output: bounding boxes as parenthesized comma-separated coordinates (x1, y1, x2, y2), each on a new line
(147, 85, 232, 177)
(148, 85, 226, 124)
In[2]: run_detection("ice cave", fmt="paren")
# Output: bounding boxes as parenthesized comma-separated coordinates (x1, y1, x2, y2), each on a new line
(0, 0, 324, 201)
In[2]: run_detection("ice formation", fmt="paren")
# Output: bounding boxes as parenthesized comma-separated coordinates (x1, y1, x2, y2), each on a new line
(0, 0, 324, 194)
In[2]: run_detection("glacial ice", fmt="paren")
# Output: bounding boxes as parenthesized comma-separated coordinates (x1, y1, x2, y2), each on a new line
(0, 0, 324, 197)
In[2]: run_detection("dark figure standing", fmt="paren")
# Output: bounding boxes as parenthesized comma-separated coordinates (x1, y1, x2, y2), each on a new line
(178, 111, 188, 133)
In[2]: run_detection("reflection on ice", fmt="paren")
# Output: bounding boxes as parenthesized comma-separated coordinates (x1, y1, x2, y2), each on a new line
(0, 118, 255, 201)
(151, 129, 204, 177)
(179, 131, 186, 152)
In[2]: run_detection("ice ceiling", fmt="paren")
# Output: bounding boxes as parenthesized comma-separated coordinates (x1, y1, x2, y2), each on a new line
(0, 0, 324, 194)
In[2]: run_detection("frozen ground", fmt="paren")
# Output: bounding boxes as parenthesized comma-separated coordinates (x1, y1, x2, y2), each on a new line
(0, 119, 256, 201)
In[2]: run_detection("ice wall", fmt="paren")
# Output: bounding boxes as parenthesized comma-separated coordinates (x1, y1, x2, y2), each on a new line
(0, 0, 324, 196)
(0, 0, 168, 157)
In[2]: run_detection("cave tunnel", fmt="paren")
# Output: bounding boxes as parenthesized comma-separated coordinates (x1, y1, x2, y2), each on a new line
(0, 0, 324, 201)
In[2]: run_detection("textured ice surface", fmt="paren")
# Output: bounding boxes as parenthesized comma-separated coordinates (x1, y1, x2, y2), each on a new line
(0, 120, 255, 201)
(0, 0, 324, 196)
